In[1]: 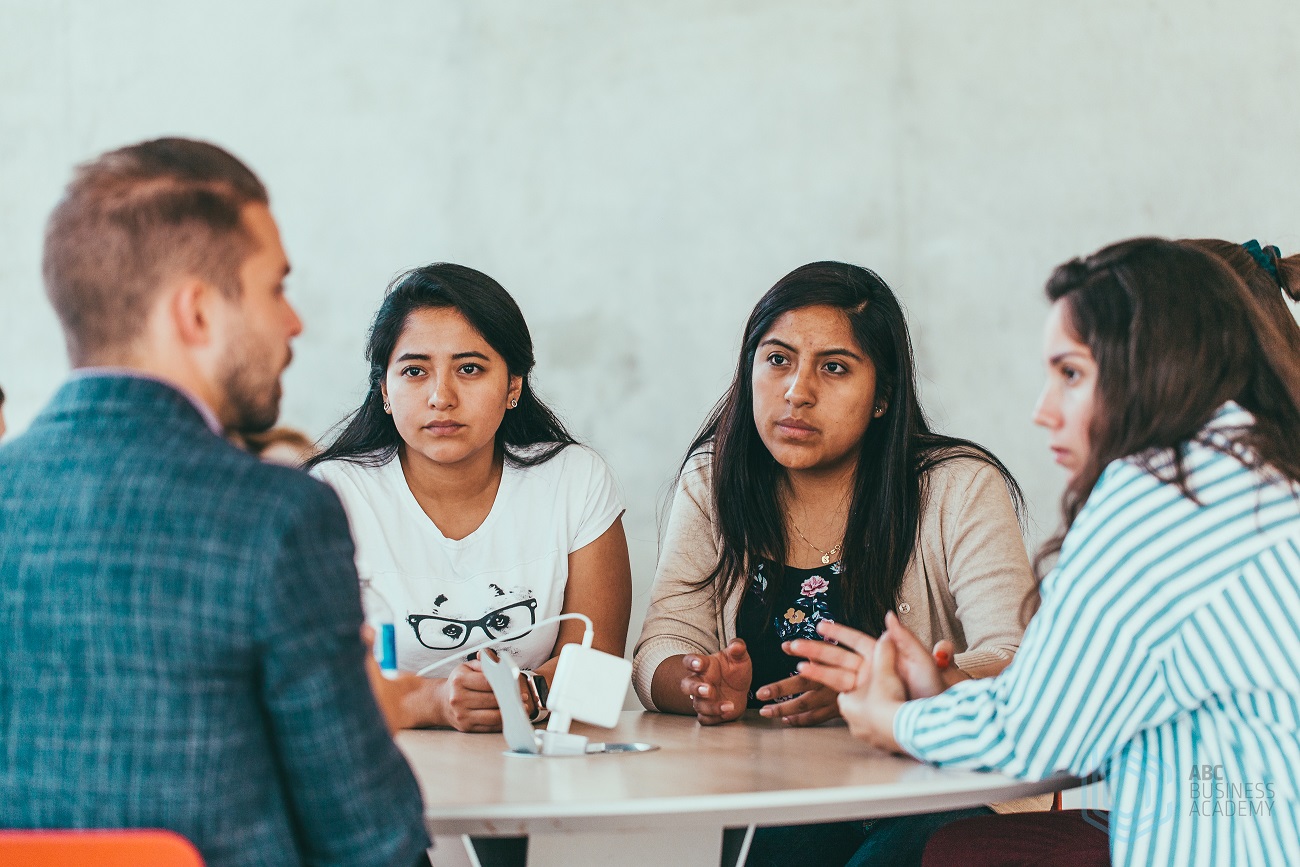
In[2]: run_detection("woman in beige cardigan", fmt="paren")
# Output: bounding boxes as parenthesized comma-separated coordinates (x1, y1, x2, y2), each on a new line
(632, 261, 1039, 867)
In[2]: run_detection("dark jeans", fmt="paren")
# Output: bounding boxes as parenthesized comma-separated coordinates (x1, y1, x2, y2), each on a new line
(730, 807, 995, 867)
(847, 808, 995, 867)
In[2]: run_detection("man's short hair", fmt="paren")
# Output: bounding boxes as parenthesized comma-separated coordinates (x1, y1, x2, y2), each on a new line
(42, 138, 268, 364)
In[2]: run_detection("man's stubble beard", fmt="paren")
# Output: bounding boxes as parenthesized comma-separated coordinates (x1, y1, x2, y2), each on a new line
(219, 332, 289, 436)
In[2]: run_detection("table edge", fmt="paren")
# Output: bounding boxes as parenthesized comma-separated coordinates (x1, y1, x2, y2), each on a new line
(422, 773, 1080, 836)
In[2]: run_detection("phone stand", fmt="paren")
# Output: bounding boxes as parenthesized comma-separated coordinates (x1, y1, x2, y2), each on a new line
(479, 646, 656, 758)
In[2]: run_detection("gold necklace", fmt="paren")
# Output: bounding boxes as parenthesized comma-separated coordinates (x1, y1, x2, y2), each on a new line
(791, 522, 843, 566)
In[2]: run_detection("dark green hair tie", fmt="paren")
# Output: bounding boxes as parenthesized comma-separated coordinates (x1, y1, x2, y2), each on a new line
(1241, 239, 1281, 281)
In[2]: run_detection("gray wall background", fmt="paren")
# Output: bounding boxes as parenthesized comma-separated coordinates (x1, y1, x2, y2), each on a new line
(4, 1, 1300, 651)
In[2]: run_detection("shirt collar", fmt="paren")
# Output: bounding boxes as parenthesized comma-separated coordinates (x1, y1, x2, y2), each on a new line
(70, 367, 224, 436)
(1204, 400, 1254, 434)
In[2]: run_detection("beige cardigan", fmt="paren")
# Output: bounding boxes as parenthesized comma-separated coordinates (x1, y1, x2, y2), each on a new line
(633, 454, 1038, 710)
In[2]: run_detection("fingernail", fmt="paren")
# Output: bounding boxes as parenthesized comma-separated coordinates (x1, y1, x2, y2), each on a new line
(699, 685, 709, 697)
(721, 702, 733, 714)
(759, 706, 773, 717)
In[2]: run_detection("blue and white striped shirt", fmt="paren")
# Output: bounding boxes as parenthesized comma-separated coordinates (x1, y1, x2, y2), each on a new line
(896, 403, 1300, 865)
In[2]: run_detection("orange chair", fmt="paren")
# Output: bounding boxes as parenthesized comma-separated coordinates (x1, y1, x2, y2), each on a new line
(0, 829, 204, 866)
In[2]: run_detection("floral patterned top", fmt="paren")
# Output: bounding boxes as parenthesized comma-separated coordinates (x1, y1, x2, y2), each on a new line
(736, 560, 845, 708)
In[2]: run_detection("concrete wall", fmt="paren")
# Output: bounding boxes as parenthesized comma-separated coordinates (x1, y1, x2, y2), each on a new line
(4, 1, 1299, 651)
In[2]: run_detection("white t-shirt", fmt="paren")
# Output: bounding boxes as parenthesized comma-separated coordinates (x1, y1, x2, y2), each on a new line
(312, 444, 625, 675)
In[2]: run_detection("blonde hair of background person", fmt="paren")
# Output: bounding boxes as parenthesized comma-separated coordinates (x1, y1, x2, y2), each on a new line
(242, 425, 319, 466)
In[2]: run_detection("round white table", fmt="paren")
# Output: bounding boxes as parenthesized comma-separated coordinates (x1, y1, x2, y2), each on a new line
(396, 710, 1077, 867)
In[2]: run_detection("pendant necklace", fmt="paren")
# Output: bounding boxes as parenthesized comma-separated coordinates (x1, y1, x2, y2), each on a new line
(791, 522, 843, 566)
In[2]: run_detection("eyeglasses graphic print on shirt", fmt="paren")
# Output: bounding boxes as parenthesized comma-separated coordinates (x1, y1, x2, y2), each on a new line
(407, 598, 539, 651)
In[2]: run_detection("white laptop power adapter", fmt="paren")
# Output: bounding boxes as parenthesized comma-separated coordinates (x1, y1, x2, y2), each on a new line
(443, 613, 634, 756)
(545, 643, 633, 733)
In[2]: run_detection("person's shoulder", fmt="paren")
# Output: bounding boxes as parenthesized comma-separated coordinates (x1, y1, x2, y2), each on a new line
(679, 448, 713, 487)
(310, 454, 390, 487)
(0, 430, 32, 470)
(308, 454, 406, 506)
(662, 448, 714, 515)
(509, 442, 608, 481)
(551, 442, 605, 471)
(154, 440, 351, 551)
(920, 451, 1006, 502)
(1061, 457, 1169, 559)
(222, 445, 344, 511)
(506, 444, 617, 505)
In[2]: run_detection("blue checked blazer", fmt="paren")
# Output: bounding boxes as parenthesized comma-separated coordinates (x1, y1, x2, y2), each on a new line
(0, 375, 430, 867)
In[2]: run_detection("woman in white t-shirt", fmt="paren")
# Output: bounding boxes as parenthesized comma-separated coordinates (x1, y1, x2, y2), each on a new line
(308, 263, 632, 733)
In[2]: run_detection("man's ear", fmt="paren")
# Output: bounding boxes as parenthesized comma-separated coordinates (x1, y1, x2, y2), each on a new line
(171, 277, 220, 348)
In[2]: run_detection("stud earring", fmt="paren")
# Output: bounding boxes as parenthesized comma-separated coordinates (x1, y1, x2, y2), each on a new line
(873, 405, 885, 418)
(383, 401, 391, 413)
(509, 398, 519, 409)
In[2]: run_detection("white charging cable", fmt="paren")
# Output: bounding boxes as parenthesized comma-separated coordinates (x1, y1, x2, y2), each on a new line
(414, 612, 594, 678)
(734, 824, 757, 866)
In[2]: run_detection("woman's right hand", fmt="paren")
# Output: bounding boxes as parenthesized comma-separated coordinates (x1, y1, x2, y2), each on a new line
(680, 639, 752, 725)
(434, 660, 508, 733)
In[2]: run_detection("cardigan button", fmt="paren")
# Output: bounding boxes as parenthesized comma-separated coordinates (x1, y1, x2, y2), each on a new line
(898, 603, 911, 614)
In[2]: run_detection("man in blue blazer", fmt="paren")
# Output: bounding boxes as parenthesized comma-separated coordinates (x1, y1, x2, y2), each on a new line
(0, 139, 430, 867)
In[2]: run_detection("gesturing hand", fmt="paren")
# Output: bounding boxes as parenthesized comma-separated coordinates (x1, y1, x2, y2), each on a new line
(879, 612, 969, 699)
(792, 614, 968, 701)
(755, 670, 841, 727)
(836, 631, 907, 753)
(680, 639, 752, 725)
(786, 627, 874, 693)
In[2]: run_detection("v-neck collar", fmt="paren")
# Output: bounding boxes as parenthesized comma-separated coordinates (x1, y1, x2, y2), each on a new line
(387, 452, 517, 550)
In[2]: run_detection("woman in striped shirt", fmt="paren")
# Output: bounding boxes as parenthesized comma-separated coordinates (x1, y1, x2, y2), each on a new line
(795, 237, 1300, 865)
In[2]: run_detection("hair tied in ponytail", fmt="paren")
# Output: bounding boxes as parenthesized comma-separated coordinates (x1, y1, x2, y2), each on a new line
(1241, 239, 1281, 282)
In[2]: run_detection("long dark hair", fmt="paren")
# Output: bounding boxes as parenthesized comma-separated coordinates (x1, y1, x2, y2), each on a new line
(1034, 237, 1300, 575)
(687, 261, 1024, 638)
(307, 263, 576, 471)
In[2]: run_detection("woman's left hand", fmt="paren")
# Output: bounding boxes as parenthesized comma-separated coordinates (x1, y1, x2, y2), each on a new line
(754, 673, 841, 726)
(836, 631, 907, 753)
(794, 616, 968, 700)
(786, 629, 873, 693)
